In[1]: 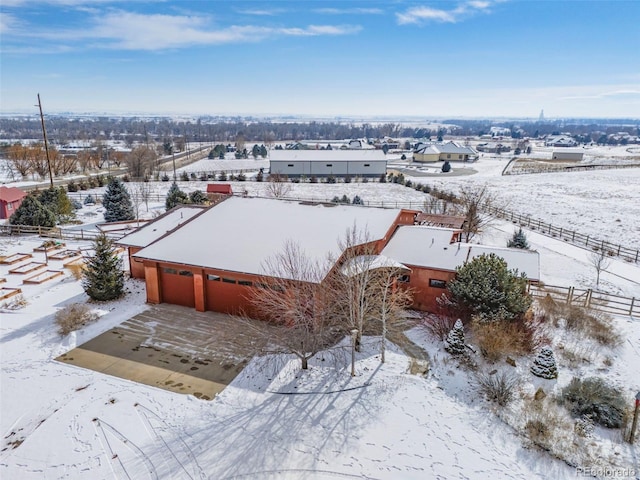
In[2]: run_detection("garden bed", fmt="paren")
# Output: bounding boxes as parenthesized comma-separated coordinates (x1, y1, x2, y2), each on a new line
(8, 262, 47, 275)
(23, 270, 65, 285)
(0, 287, 22, 301)
(34, 241, 65, 253)
(0, 253, 33, 265)
(48, 249, 82, 260)
(63, 258, 85, 268)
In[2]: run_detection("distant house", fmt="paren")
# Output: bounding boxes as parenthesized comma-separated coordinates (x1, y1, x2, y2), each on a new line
(0, 186, 27, 220)
(489, 127, 511, 137)
(348, 139, 364, 149)
(545, 135, 578, 147)
(269, 150, 387, 178)
(476, 142, 511, 153)
(117, 205, 207, 279)
(551, 150, 584, 161)
(206, 184, 233, 203)
(413, 142, 477, 163)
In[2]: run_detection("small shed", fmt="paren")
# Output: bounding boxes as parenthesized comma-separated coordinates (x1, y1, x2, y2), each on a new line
(206, 184, 233, 203)
(0, 187, 27, 220)
(551, 150, 583, 161)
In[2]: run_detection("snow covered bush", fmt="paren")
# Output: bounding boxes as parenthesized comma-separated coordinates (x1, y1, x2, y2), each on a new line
(559, 377, 626, 428)
(476, 371, 520, 406)
(507, 227, 530, 249)
(530, 347, 558, 379)
(55, 303, 98, 335)
(444, 319, 466, 355)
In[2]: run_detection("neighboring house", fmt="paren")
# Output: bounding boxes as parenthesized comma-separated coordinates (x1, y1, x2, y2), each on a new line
(413, 142, 478, 163)
(117, 205, 207, 278)
(381, 225, 540, 311)
(0, 186, 27, 220)
(131, 197, 539, 318)
(133, 197, 417, 317)
(489, 127, 511, 137)
(476, 142, 511, 153)
(551, 150, 584, 161)
(269, 150, 387, 178)
(545, 135, 578, 147)
(206, 184, 233, 203)
(347, 139, 364, 149)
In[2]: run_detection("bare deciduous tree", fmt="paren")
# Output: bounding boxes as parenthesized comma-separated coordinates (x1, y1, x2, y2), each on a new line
(456, 184, 495, 242)
(6, 143, 31, 178)
(126, 146, 157, 180)
(590, 249, 612, 288)
(265, 174, 292, 199)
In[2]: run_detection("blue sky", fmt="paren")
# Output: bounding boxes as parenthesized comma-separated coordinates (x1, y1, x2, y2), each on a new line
(1, 0, 639, 118)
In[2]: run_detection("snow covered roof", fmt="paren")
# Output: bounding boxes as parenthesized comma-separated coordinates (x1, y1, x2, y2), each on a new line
(340, 255, 409, 277)
(270, 150, 387, 162)
(0, 186, 27, 202)
(414, 142, 476, 156)
(118, 206, 206, 248)
(381, 226, 540, 281)
(134, 197, 405, 279)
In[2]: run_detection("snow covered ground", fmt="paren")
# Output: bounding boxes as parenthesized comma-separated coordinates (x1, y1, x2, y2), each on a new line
(1, 147, 640, 479)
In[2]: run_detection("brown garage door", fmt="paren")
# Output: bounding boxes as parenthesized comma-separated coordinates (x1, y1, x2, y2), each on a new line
(160, 267, 195, 308)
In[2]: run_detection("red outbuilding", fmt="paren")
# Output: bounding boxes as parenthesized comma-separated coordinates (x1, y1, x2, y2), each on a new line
(0, 186, 28, 220)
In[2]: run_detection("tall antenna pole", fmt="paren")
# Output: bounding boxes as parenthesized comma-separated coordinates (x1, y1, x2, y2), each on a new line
(36, 93, 54, 187)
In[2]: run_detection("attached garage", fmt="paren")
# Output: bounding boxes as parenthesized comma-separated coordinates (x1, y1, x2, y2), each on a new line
(159, 264, 195, 308)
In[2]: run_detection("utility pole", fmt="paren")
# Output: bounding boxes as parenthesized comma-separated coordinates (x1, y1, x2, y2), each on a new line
(36, 93, 54, 187)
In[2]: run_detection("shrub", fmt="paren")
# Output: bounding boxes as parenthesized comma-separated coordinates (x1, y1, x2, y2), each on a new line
(218, 171, 227, 181)
(88, 177, 97, 188)
(180, 171, 190, 181)
(379, 174, 386, 183)
(422, 315, 456, 341)
(1, 294, 28, 310)
(84, 195, 95, 205)
(71, 199, 82, 210)
(96, 175, 105, 187)
(310, 176, 318, 183)
(55, 303, 98, 335)
(78, 181, 89, 191)
(344, 175, 352, 184)
(559, 377, 626, 428)
(161, 173, 170, 182)
(507, 227, 530, 249)
(352, 195, 363, 205)
(237, 172, 246, 181)
(562, 306, 622, 348)
(444, 319, 466, 355)
(67, 262, 85, 281)
(476, 371, 520, 406)
(67, 180, 78, 192)
(530, 347, 558, 379)
(471, 316, 537, 361)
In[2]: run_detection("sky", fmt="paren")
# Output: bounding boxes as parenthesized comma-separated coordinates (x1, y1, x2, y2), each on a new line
(1, 0, 639, 119)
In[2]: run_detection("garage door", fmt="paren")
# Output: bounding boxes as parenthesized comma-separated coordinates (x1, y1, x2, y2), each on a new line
(160, 267, 195, 308)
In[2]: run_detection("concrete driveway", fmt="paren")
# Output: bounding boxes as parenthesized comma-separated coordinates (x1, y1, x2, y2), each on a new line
(56, 304, 271, 400)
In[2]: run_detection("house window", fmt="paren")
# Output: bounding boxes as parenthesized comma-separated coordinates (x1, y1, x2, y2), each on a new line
(238, 280, 253, 286)
(207, 274, 220, 281)
(179, 270, 193, 277)
(398, 274, 410, 283)
(162, 267, 178, 274)
(326, 164, 333, 167)
(364, 164, 370, 167)
(429, 279, 447, 289)
(287, 164, 294, 167)
(222, 277, 236, 284)
(447, 154, 451, 159)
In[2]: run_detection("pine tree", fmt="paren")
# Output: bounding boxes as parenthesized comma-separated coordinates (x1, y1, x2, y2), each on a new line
(507, 227, 530, 249)
(165, 182, 189, 210)
(189, 190, 208, 205)
(9, 195, 56, 227)
(530, 347, 558, 379)
(445, 319, 466, 355)
(38, 187, 74, 223)
(82, 234, 125, 301)
(446, 253, 532, 321)
(103, 178, 134, 222)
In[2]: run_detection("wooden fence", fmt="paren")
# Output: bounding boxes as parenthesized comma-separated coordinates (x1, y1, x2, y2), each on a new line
(0, 224, 124, 242)
(529, 283, 638, 317)
(484, 205, 640, 263)
(505, 162, 640, 176)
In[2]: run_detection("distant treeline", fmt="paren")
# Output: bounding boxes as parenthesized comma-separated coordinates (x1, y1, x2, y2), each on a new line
(0, 116, 638, 144)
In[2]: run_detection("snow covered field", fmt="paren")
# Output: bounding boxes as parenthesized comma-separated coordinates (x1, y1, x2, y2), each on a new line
(1, 146, 640, 479)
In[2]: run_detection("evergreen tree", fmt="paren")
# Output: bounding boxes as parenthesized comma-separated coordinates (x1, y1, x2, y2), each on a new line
(352, 195, 363, 205)
(507, 227, 530, 249)
(444, 319, 466, 355)
(446, 253, 532, 321)
(9, 195, 56, 227)
(530, 347, 558, 379)
(38, 187, 75, 223)
(189, 190, 208, 204)
(260, 145, 268, 158)
(103, 178, 134, 222)
(165, 182, 189, 209)
(82, 234, 125, 301)
(441, 161, 451, 173)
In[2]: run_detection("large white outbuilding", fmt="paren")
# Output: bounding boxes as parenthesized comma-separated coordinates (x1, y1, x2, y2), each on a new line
(269, 149, 387, 178)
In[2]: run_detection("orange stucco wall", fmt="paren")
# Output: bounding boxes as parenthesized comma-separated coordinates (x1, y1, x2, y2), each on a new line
(128, 247, 146, 279)
(402, 266, 456, 312)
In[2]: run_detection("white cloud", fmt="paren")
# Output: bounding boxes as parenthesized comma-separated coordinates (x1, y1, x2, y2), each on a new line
(0, 13, 21, 34)
(18, 11, 361, 51)
(396, 0, 503, 25)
